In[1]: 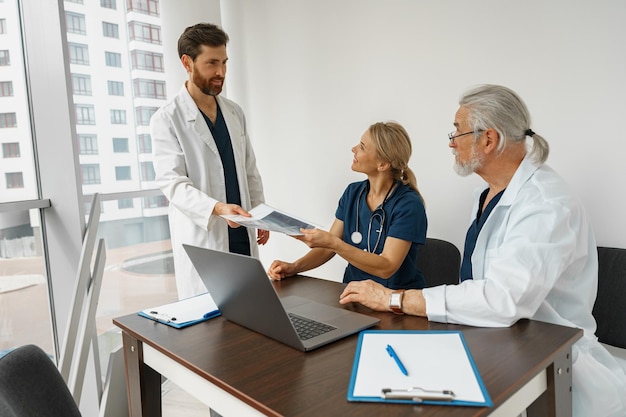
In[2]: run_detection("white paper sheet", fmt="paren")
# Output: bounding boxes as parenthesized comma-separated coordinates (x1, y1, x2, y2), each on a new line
(349, 330, 491, 406)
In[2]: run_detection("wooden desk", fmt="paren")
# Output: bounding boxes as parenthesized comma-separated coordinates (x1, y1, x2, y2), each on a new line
(113, 276, 582, 417)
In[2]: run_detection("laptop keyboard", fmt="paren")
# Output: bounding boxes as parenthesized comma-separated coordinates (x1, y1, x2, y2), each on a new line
(288, 313, 337, 340)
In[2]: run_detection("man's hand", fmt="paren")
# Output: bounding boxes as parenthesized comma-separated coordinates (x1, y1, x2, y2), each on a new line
(213, 202, 250, 228)
(339, 280, 392, 312)
(257, 229, 270, 245)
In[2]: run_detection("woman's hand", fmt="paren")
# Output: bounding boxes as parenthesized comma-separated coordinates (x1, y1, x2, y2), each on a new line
(268, 260, 297, 280)
(294, 228, 337, 250)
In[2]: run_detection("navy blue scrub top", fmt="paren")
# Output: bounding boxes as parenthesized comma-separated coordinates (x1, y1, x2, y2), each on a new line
(200, 100, 250, 256)
(460, 188, 505, 281)
(335, 180, 427, 289)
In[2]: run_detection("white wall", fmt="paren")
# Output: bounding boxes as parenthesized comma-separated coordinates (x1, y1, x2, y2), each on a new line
(216, 0, 626, 281)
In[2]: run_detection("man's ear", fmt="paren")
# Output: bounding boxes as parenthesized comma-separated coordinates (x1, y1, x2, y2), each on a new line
(482, 128, 500, 155)
(181, 54, 193, 73)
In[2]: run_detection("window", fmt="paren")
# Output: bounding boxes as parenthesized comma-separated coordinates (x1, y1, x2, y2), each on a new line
(68, 43, 89, 65)
(0, 50, 9, 66)
(107, 80, 124, 96)
(130, 50, 163, 72)
(102, 22, 119, 38)
(75, 104, 95, 125)
(135, 106, 157, 126)
(113, 137, 129, 152)
(0, 18, 6, 34)
(118, 198, 134, 209)
(77, 134, 98, 155)
(0, 112, 17, 127)
(101, 0, 116, 9)
(105, 51, 122, 67)
(65, 12, 86, 35)
(137, 134, 152, 153)
(72, 74, 92, 95)
(133, 79, 165, 99)
(143, 194, 167, 208)
(128, 21, 161, 44)
(66, 0, 83, 3)
(140, 161, 155, 181)
(110, 109, 126, 124)
(115, 166, 131, 180)
(0, 81, 13, 96)
(2, 142, 20, 158)
(5, 172, 24, 188)
(127, 0, 159, 16)
(81, 164, 101, 185)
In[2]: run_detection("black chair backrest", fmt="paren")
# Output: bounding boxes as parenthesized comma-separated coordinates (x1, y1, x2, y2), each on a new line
(592, 246, 626, 349)
(416, 238, 461, 287)
(0, 344, 82, 417)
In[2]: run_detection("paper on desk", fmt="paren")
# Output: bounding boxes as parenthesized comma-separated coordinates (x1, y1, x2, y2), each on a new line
(138, 292, 220, 329)
(348, 330, 492, 407)
(220, 203, 320, 236)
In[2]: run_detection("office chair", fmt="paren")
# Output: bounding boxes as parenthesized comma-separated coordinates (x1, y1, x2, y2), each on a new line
(416, 238, 461, 287)
(0, 344, 82, 417)
(592, 246, 626, 349)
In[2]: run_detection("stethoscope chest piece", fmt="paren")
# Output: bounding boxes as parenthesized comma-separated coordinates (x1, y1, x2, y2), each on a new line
(351, 231, 363, 244)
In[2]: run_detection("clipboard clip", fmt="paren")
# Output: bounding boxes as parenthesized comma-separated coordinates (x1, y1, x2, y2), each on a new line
(381, 387, 455, 402)
(147, 311, 177, 323)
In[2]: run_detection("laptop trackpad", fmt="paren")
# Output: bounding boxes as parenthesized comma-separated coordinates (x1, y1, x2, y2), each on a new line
(281, 295, 350, 321)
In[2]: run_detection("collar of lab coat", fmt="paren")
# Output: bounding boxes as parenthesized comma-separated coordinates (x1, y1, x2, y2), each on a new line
(472, 154, 541, 210)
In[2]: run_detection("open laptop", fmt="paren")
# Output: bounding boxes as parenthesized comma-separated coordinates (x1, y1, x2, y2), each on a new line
(183, 244, 379, 351)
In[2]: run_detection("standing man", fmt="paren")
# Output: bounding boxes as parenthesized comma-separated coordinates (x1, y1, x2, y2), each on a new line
(152, 23, 269, 300)
(339, 85, 626, 416)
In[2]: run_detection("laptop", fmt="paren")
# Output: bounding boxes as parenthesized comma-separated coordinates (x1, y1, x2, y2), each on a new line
(183, 244, 380, 351)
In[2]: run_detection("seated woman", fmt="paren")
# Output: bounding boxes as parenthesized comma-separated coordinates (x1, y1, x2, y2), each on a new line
(268, 121, 427, 289)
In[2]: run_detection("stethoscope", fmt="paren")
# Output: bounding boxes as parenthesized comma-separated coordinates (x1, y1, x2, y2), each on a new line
(350, 180, 397, 253)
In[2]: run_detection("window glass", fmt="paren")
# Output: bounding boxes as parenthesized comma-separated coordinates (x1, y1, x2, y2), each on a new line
(0, 0, 38, 202)
(102, 21, 119, 38)
(107, 80, 124, 96)
(112, 137, 129, 152)
(0, 210, 54, 354)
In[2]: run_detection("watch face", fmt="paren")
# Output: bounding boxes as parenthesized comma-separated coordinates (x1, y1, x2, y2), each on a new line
(390, 292, 401, 307)
(390, 291, 404, 314)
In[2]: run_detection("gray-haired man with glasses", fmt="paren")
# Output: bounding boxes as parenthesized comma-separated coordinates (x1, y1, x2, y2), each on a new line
(340, 84, 626, 417)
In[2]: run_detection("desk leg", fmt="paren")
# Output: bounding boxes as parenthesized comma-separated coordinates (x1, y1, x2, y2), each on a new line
(122, 332, 162, 417)
(527, 347, 573, 417)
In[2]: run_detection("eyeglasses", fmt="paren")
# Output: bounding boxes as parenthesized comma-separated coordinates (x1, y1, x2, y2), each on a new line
(448, 130, 484, 143)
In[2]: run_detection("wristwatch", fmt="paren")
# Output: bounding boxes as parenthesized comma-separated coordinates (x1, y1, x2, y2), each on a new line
(389, 290, 405, 315)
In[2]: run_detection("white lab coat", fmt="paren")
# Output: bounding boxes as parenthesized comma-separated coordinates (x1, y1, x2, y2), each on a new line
(151, 84, 265, 299)
(423, 156, 626, 416)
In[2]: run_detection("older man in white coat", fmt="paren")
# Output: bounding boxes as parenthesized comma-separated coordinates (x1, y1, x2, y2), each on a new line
(151, 23, 269, 300)
(339, 85, 626, 416)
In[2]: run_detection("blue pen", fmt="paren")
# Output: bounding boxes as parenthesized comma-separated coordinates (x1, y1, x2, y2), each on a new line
(386, 344, 408, 376)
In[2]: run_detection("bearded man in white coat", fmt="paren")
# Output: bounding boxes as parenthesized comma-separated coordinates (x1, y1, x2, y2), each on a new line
(151, 23, 269, 300)
(339, 85, 626, 416)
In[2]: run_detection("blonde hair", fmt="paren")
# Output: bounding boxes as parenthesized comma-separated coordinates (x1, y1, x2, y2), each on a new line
(368, 121, 424, 204)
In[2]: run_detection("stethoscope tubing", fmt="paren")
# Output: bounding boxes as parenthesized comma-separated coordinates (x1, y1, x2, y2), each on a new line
(351, 180, 396, 253)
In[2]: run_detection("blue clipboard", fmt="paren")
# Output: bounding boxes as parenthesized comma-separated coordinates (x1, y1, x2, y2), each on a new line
(138, 292, 221, 329)
(347, 330, 492, 407)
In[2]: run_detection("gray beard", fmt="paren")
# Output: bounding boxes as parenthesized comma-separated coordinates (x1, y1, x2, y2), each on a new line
(453, 146, 483, 177)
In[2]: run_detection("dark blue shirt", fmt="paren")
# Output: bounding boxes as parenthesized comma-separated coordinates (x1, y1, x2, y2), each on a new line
(460, 188, 505, 281)
(200, 101, 250, 256)
(335, 180, 427, 289)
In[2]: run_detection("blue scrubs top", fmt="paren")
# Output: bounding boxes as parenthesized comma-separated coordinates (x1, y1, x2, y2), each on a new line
(200, 102, 250, 256)
(335, 180, 427, 289)
(460, 188, 505, 281)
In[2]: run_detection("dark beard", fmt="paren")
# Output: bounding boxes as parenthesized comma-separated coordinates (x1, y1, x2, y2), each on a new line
(193, 72, 223, 96)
